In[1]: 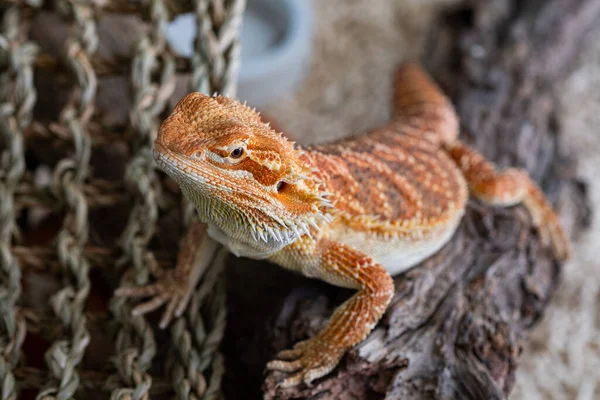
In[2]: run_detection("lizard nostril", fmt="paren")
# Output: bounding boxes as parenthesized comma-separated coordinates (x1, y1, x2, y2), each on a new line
(192, 151, 202, 159)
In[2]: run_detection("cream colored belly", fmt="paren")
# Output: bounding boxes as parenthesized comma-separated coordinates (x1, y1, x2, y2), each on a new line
(328, 213, 463, 276)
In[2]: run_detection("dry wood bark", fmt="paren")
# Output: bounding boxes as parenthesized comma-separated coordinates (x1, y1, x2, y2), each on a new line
(222, 0, 596, 399)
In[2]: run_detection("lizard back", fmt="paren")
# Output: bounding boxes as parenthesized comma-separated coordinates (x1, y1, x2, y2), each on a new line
(305, 120, 468, 235)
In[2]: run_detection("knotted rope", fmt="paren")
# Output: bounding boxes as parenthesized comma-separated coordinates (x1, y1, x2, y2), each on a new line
(0, 5, 38, 400)
(0, 0, 247, 398)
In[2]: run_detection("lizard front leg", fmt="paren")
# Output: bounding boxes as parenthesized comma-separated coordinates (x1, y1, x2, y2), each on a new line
(445, 141, 571, 260)
(267, 237, 395, 387)
(115, 219, 219, 327)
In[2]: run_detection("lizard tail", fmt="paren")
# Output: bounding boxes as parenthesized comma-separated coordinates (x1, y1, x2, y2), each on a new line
(393, 62, 459, 145)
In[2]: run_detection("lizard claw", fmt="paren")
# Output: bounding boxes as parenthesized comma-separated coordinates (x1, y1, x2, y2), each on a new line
(266, 336, 344, 388)
(115, 269, 193, 328)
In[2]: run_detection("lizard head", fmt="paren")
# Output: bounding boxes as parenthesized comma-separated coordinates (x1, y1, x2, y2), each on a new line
(154, 92, 331, 251)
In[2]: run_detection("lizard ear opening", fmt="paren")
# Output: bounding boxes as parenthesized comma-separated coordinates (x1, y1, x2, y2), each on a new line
(276, 181, 287, 193)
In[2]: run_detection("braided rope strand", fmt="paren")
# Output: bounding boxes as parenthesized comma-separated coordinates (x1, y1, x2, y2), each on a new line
(168, 248, 228, 400)
(191, 0, 246, 97)
(37, 1, 97, 398)
(110, 0, 175, 398)
(0, 5, 38, 400)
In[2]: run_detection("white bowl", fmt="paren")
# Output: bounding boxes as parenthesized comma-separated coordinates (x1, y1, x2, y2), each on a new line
(166, 0, 313, 107)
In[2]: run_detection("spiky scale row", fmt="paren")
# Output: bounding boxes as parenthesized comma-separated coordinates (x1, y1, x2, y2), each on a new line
(119, 62, 571, 390)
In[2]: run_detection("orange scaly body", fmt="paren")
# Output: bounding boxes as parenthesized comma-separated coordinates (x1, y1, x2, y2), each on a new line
(117, 62, 570, 388)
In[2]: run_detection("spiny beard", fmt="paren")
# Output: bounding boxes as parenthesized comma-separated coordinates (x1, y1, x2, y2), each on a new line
(247, 212, 333, 244)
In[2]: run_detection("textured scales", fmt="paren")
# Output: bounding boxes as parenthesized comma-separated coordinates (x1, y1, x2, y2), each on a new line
(116, 62, 571, 388)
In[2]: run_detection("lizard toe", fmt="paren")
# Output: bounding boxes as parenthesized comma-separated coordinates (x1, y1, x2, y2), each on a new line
(292, 338, 313, 350)
(115, 282, 165, 298)
(301, 361, 338, 386)
(275, 348, 303, 360)
(158, 294, 180, 329)
(130, 291, 170, 316)
(116, 269, 194, 328)
(275, 357, 335, 388)
(267, 336, 345, 388)
(266, 359, 303, 373)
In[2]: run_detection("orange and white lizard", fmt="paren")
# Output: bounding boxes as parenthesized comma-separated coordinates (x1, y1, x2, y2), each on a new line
(116, 63, 570, 387)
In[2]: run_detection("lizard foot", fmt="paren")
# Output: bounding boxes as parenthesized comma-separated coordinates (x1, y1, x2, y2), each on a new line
(266, 335, 345, 388)
(115, 267, 193, 329)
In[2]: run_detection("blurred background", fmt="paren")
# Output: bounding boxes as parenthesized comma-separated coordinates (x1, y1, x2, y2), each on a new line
(1, 0, 598, 399)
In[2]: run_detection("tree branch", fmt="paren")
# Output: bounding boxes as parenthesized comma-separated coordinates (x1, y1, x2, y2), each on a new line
(223, 0, 596, 399)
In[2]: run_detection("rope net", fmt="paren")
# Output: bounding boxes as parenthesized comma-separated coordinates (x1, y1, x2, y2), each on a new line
(0, 1, 245, 398)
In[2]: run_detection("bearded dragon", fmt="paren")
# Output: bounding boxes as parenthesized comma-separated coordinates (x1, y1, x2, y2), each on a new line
(116, 62, 570, 387)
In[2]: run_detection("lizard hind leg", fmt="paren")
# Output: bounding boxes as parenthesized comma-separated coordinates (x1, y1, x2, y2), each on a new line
(445, 140, 571, 260)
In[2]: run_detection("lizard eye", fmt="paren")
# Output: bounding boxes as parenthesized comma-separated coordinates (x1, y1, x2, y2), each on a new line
(230, 147, 244, 158)
(276, 181, 287, 193)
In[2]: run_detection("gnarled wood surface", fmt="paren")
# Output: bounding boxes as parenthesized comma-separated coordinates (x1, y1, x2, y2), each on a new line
(222, 0, 595, 399)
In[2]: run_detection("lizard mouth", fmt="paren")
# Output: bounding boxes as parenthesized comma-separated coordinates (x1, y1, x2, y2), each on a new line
(153, 140, 175, 170)
(153, 140, 211, 186)
(153, 140, 168, 160)
(154, 140, 186, 170)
